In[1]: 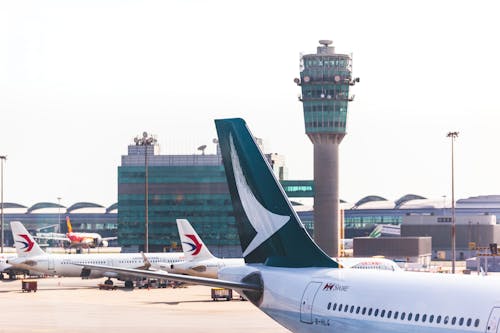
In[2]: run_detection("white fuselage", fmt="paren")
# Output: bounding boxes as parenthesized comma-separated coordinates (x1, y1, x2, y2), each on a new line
(170, 257, 244, 278)
(220, 265, 500, 333)
(10, 252, 184, 279)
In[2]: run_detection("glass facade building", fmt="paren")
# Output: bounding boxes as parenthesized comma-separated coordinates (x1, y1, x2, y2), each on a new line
(117, 142, 287, 256)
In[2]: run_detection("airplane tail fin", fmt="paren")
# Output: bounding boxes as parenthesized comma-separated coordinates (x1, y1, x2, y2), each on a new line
(10, 221, 46, 257)
(176, 219, 215, 261)
(66, 216, 73, 233)
(215, 118, 337, 268)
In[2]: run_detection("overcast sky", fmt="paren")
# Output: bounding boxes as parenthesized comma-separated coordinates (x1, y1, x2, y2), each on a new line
(1, 0, 499, 207)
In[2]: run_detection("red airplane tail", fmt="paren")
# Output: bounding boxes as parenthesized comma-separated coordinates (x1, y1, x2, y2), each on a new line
(66, 216, 73, 233)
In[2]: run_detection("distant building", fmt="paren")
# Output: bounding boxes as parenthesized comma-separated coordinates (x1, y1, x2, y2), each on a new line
(401, 214, 500, 260)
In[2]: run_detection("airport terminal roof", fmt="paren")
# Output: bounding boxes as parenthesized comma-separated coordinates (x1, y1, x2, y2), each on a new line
(66, 202, 104, 213)
(394, 194, 427, 208)
(27, 202, 65, 213)
(346, 194, 445, 210)
(1, 202, 117, 214)
(1, 202, 27, 209)
(352, 196, 389, 209)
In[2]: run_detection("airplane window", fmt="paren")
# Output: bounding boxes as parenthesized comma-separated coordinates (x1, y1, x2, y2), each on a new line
(394, 311, 399, 320)
(332, 303, 337, 311)
(327, 302, 331, 310)
(401, 312, 406, 320)
(338, 304, 343, 312)
(362, 307, 367, 315)
(429, 315, 434, 323)
(437, 315, 442, 324)
(344, 305, 349, 313)
(350, 306, 354, 313)
(387, 310, 392, 319)
(374, 309, 379, 317)
(444, 316, 449, 325)
(356, 306, 360, 314)
(380, 309, 385, 318)
(422, 314, 427, 322)
(466, 318, 471, 327)
(459, 318, 464, 326)
(474, 319, 480, 327)
(408, 313, 413, 321)
(368, 308, 373, 316)
(451, 317, 456, 325)
(415, 313, 419, 322)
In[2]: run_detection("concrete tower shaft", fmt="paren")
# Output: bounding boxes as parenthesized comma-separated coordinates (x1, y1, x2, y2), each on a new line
(295, 40, 358, 256)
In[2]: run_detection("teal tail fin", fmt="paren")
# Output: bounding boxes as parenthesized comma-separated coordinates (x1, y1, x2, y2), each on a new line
(215, 118, 337, 268)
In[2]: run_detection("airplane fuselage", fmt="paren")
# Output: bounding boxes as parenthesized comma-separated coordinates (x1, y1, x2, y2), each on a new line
(221, 265, 500, 333)
(10, 252, 184, 279)
(171, 257, 244, 278)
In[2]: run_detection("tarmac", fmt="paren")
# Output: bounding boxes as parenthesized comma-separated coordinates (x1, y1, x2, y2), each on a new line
(0, 277, 290, 333)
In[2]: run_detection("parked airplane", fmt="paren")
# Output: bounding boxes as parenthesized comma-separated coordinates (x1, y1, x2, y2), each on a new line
(36, 216, 117, 250)
(80, 118, 500, 333)
(9, 221, 184, 288)
(169, 219, 244, 278)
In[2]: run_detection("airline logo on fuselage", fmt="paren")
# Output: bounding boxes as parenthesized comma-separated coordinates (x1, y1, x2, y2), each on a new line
(323, 282, 350, 292)
(16, 234, 34, 252)
(183, 234, 202, 255)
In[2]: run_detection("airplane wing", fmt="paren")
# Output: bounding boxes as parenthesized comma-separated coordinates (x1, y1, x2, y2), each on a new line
(77, 263, 261, 291)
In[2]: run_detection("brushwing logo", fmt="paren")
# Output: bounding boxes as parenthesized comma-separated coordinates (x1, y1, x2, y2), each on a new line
(183, 234, 202, 255)
(229, 134, 290, 257)
(16, 234, 34, 252)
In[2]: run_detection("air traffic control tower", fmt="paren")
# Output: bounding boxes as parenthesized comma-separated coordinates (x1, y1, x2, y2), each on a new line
(295, 40, 359, 257)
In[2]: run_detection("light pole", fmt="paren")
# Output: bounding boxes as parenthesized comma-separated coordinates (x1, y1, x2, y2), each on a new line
(442, 195, 446, 216)
(0, 155, 6, 254)
(57, 197, 62, 233)
(447, 131, 459, 274)
(134, 132, 157, 253)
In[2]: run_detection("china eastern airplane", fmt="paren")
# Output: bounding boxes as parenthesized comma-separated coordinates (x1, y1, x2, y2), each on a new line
(80, 118, 500, 333)
(36, 216, 117, 249)
(9, 221, 184, 288)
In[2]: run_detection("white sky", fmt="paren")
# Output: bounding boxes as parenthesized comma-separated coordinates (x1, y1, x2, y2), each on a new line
(1, 0, 499, 207)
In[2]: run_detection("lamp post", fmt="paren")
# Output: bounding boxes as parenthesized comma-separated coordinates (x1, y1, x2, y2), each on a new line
(57, 197, 62, 233)
(447, 131, 459, 274)
(134, 132, 157, 253)
(0, 155, 6, 254)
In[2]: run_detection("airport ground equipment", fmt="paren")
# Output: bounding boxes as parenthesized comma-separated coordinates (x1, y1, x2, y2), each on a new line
(21, 279, 37, 292)
(211, 287, 232, 301)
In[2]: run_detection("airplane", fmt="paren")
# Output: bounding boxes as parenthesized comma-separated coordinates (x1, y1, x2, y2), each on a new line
(36, 216, 117, 250)
(79, 118, 500, 333)
(9, 221, 185, 288)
